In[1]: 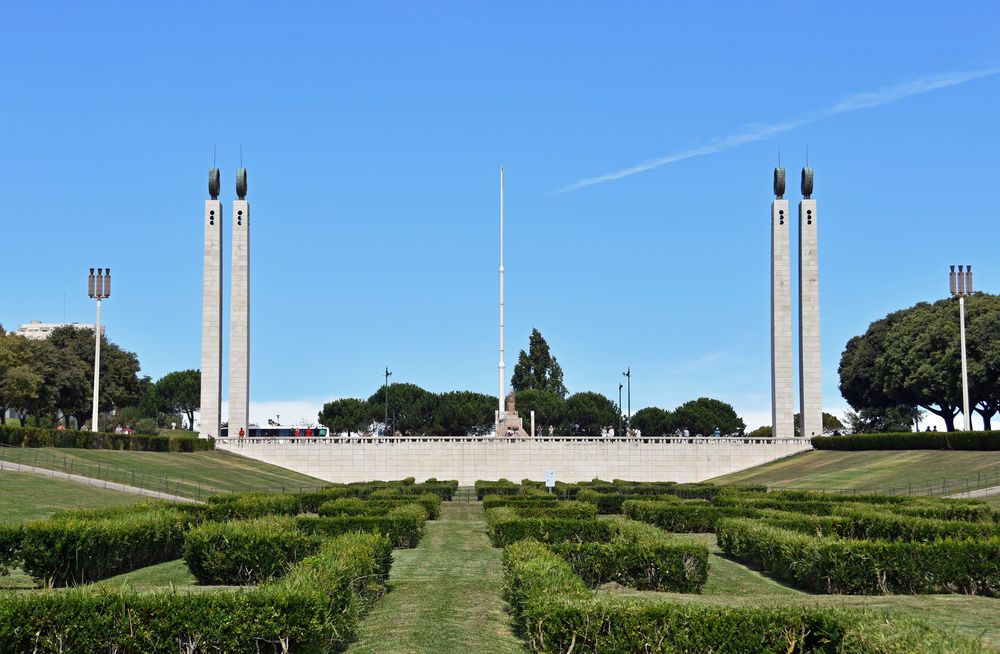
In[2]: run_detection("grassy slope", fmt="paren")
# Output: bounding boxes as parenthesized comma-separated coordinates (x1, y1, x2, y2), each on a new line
(346, 502, 523, 654)
(0, 448, 326, 499)
(0, 470, 144, 522)
(606, 533, 1000, 650)
(708, 450, 1000, 493)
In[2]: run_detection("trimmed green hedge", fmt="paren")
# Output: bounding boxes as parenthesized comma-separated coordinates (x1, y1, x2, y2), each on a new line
(317, 493, 441, 520)
(485, 508, 619, 547)
(717, 518, 1000, 595)
(623, 499, 757, 532)
(0, 532, 391, 654)
(506, 502, 598, 520)
(19, 510, 189, 586)
(812, 431, 1000, 451)
(0, 424, 213, 452)
(476, 480, 521, 500)
(501, 540, 988, 653)
(481, 495, 560, 510)
(183, 517, 321, 585)
(298, 504, 426, 548)
(204, 493, 301, 521)
(758, 508, 1000, 542)
(576, 488, 684, 514)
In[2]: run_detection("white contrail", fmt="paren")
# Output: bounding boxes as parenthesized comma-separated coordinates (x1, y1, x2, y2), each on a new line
(553, 66, 1000, 194)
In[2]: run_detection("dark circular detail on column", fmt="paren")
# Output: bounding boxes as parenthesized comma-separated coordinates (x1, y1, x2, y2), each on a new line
(773, 167, 785, 199)
(208, 168, 221, 199)
(801, 167, 814, 199)
(236, 168, 248, 200)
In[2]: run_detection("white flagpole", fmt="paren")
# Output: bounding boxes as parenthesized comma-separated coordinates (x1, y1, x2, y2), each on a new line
(498, 166, 506, 434)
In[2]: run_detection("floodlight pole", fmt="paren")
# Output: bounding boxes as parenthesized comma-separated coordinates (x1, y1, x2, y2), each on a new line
(622, 367, 631, 434)
(950, 265, 973, 431)
(498, 166, 506, 435)
(384, 367, 392, 434)
(618, 383, 623, 435)
(88, 268, 110, 432)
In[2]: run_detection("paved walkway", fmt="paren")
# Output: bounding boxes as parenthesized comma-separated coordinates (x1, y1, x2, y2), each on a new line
(0, 461, 200, 504)
(949, 485, 1000, 499)
(346, 502, 524, 654)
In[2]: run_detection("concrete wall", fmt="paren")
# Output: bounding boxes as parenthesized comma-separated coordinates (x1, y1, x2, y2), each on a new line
(217, 437, 812, 485)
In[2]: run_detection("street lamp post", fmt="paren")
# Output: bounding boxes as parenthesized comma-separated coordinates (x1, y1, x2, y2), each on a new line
(87, 268, 110, 432)
(949, 265, 973, 431)
(383, 367, 392, 435)
(618, 382, 623, 435)
(622, 367, 631, 435)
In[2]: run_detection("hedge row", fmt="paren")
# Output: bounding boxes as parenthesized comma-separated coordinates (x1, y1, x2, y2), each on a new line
(481, 495, 560, 510)
(757, 508, 1000, 542)
(18, 510, 190, 586)
(0, 532, 392, 654)
(812, 431, 1000, 451)
(485, 508, 708, 592)
(0, 424, 213, 452)
(717, 518, 1000, 596)
(715, 493, 995, 523)
(576, 488, 685, 514)
(317, 493, 442, 519)
(623, 500, 757, 532)
(501, 540, 988, 654)
(183, 517, 321, 585)
(475, 478, 765, 501)
(504, 502, 598, 520)
(298, 504, 427, 548)
(485, 508, 619, 547)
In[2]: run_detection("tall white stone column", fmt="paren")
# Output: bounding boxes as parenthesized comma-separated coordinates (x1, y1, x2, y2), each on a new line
(798, 167, 822, 439)
(199, 168, 223, 438)
(770, 168, 794, 439)
(228, 168, 250, 438)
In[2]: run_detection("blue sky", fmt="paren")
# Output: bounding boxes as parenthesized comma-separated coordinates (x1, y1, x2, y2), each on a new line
(2, 2, 999, 429)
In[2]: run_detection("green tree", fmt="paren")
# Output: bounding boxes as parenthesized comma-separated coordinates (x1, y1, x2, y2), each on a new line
(839, 294, 1000, 431)
(513, 389, 565, 435)
(793, 412, 846, 436)
(630, 406, 674, 436)
(319, 398, 370, 436)
(672, 397, 745, 436)
(156, 370, 201, 430)
(366, 383, 437, 435)
(0, 332, 41, 424)
(510, 328, 567, 398)
(746, 425, 772, 438)
(430, 391, 496, 436)
(561, 391, 618, 436)
(844, 405, 922, 434)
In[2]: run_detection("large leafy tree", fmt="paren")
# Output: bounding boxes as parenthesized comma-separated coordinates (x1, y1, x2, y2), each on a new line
(319, 398, 370, 436)
(156, 370, 201, 430)
(672, 397, 745, 436)
(839, 294, 1000, 431)
(793, 412, 845, 436)
(0, 332, 41, 425)
(511, 329, 567, 398)
(630, 406, 674, 436)
(430, 391, 496, 436)
(513, 389, 565, 434)
(844, 405, 922, 434)
(561, 391, 618, 436)
(366, 383, 437, 435)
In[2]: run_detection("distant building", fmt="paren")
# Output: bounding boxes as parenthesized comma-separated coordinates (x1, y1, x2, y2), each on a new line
(15, 320, 104, 340)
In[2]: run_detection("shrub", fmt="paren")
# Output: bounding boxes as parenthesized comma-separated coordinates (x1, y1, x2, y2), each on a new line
(19, 511, 188, 586)
(0, 532, 392, 654)
(623, 499, 757, 532)
(204, 493, 301, 521)
(716, 518, 1000, 596)
(576, 489, 683, 514)
(0, 424, 213, 452)
(297, 487, 351, 512)
(485, 508, 619, 547)
(0, 523, 22, 575)
(552, 520, 708, 592)
(507, 502, 598, 520)
(183, 516, 322, 585)
(298, 504, 426, 548)
(501, 540, 987, 653)
(812, 431, 1000, 451)
(756, 508, 1000, 542)
(482, 495, 560, 510)
(475, 480, 520, 500)
(317, 494, 441, 520)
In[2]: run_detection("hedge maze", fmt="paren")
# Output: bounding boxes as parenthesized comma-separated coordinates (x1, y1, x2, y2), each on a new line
(482, 479, 999, 653)
(0, 478, 454, 653)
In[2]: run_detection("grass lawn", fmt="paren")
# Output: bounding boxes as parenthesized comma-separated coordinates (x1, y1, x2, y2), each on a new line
(345, 502, 523, 654)
(605, 533, 1000, 650)
(708, 449, 1000, 494)
(0, 470, 145, 522)
(0, 448, 326, 499)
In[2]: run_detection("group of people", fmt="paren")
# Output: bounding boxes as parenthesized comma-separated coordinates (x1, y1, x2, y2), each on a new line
(113, 424, 134, 435)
